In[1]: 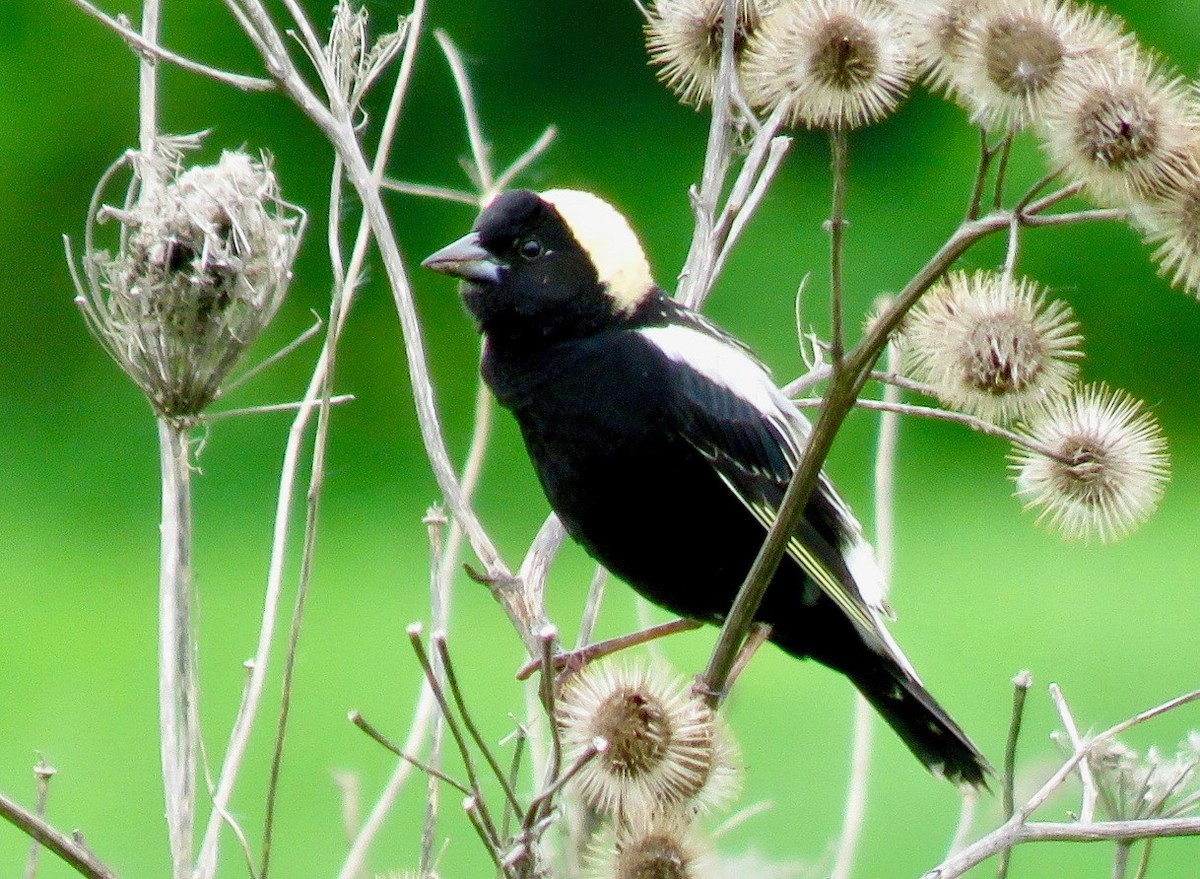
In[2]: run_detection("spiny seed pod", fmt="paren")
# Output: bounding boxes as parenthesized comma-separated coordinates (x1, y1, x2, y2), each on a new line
(1010, 383, 1169, 543)
(73, 147, 304, 422)
(947, 0, 1130, 131)
(901, 271, 1082, 424)
(909, 0, 998, 95)
(1138, 149, 1200, 297)
(645, 0, 778, 108)
(589, 811, 710, 879)
(742, 0, 915, 130)
(1041, 50, 1199, 207)
(557, 662, 738, 820)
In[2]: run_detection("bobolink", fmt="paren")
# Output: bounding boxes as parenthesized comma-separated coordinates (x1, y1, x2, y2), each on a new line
(423, 188, 988, 786)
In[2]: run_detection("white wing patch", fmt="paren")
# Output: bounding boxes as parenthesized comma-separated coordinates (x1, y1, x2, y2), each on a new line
(638, 324, 785, 422)
(540, 189, 654, 314)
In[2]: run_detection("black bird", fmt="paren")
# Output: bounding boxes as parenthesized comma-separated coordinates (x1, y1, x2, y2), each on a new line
(423, 188, 988, 787)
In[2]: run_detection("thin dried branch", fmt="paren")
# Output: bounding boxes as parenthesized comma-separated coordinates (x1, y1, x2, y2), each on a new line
(348, 711, 471, 797)
(1050, 683, 1099, 824)
(0, 789, 117, 879)
(69, 0, 274, 91)
(928, 688, 1200, 879)
(997, 670, 1033, 879)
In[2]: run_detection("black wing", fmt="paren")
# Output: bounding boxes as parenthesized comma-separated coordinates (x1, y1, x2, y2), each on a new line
(637, 320, 916, 676)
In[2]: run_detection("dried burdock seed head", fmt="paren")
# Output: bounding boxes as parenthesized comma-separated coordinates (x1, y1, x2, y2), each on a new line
(902, 271, 1082, 423)
(1142, 155, 1200, 296)
(73, 146, 305, 422)
(1010, 383, 1169, 543)
(589, 811, 710, 879)
(949, 0, 1130, 131)
(1041, 50, 1199, 206)
(557, 662, 738, 820)
(742, 0, 914, 129)
(646, 0, 777, 108)
(909, 0, 998, 94)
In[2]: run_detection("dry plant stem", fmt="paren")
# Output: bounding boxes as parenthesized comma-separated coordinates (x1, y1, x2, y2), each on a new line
(157, 418, 198, 879)
(1050, 683, 1099, 823)
(0, 790, 117, 879)
(923, 817, 1200, 879)
(1134, 840, 1153, 879)
(701, 209, 1010, 703)
(200, 5, 432, 875)
(434, 634, 526, 819)
(435, 30, 494, 193)
(701, 182, 1129, 698)
(827, 127, 849, 366)
(348, 712, 471, 796)
(575, 565, 609, 650)
(137, 1, 196, 874)
(967, 129, 995, 220)
(831, 342, 901, 879)
(992, 134, 1015, 210)
(24, 761, 55, 879)
(793, 395, 1074, 464)
(948, 791, 979, 858)
(68, 0, 274, 91)
(927, 688, 1200, 879)
(204, 394, 354, 421)
(422, 513, 448, 879)
(677, 0, 738, 308)
(515, 618, 703, 681)
(1113, 841, 1133, 879)
(260, 142, 372, 879)
(997, 671, 1032, 879)
(724, 622, 772, 691)
(408, 627, 504, 848)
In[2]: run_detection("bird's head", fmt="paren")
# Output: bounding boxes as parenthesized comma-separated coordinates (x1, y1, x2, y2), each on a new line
(422, 189, 657, 344)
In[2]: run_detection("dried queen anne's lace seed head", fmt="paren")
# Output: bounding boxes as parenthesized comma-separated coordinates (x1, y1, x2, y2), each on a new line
(646, 0, 777, 107)
(947, 0, 1130, 131)
(1085, 735, 1200, 821)
(742, 0, 915, 129)
(557, 662, 738, 820)
(1010, 383, 1169, 543)
(1041, 50, 1199, 206)
(75, 148, 304, 421)
(589, 811, 710, 879)
(902, 271, 1082, 423)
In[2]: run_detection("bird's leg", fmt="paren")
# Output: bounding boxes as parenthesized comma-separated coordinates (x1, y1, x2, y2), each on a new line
(515, 618, 703, 683)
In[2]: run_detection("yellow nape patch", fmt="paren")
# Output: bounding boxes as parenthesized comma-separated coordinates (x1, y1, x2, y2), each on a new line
(540, 189, 655, 313)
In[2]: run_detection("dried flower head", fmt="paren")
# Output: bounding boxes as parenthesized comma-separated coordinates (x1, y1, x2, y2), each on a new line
(947, 0, 1130, 131)
(909, 0, 998, 94)
(1085, 735, 1200, 821)
(902, 271, 1082, 423)
(1139, 151, 1200, 296)
(742, 0, 915, 129)
(588, 811, 711, 879)
(1011, 383, 1169, 542)
(1041, 50, 1198, 206)
(557, 662, 738, 819)
(646, 0, 777, 107)
(325, 0, 408, 109)
(72, 145, 305, 421)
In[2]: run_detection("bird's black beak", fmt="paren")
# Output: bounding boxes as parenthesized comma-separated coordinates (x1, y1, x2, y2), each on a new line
(421, 232, 505, 284)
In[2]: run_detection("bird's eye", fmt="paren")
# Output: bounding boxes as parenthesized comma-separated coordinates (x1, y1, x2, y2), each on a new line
(518, 237, 543, 260)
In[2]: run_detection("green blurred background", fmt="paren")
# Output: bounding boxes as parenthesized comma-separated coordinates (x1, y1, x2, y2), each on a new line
(3, 1, 1200, 877)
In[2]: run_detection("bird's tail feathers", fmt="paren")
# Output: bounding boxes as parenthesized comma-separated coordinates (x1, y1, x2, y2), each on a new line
(851, 661, 991, 789)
